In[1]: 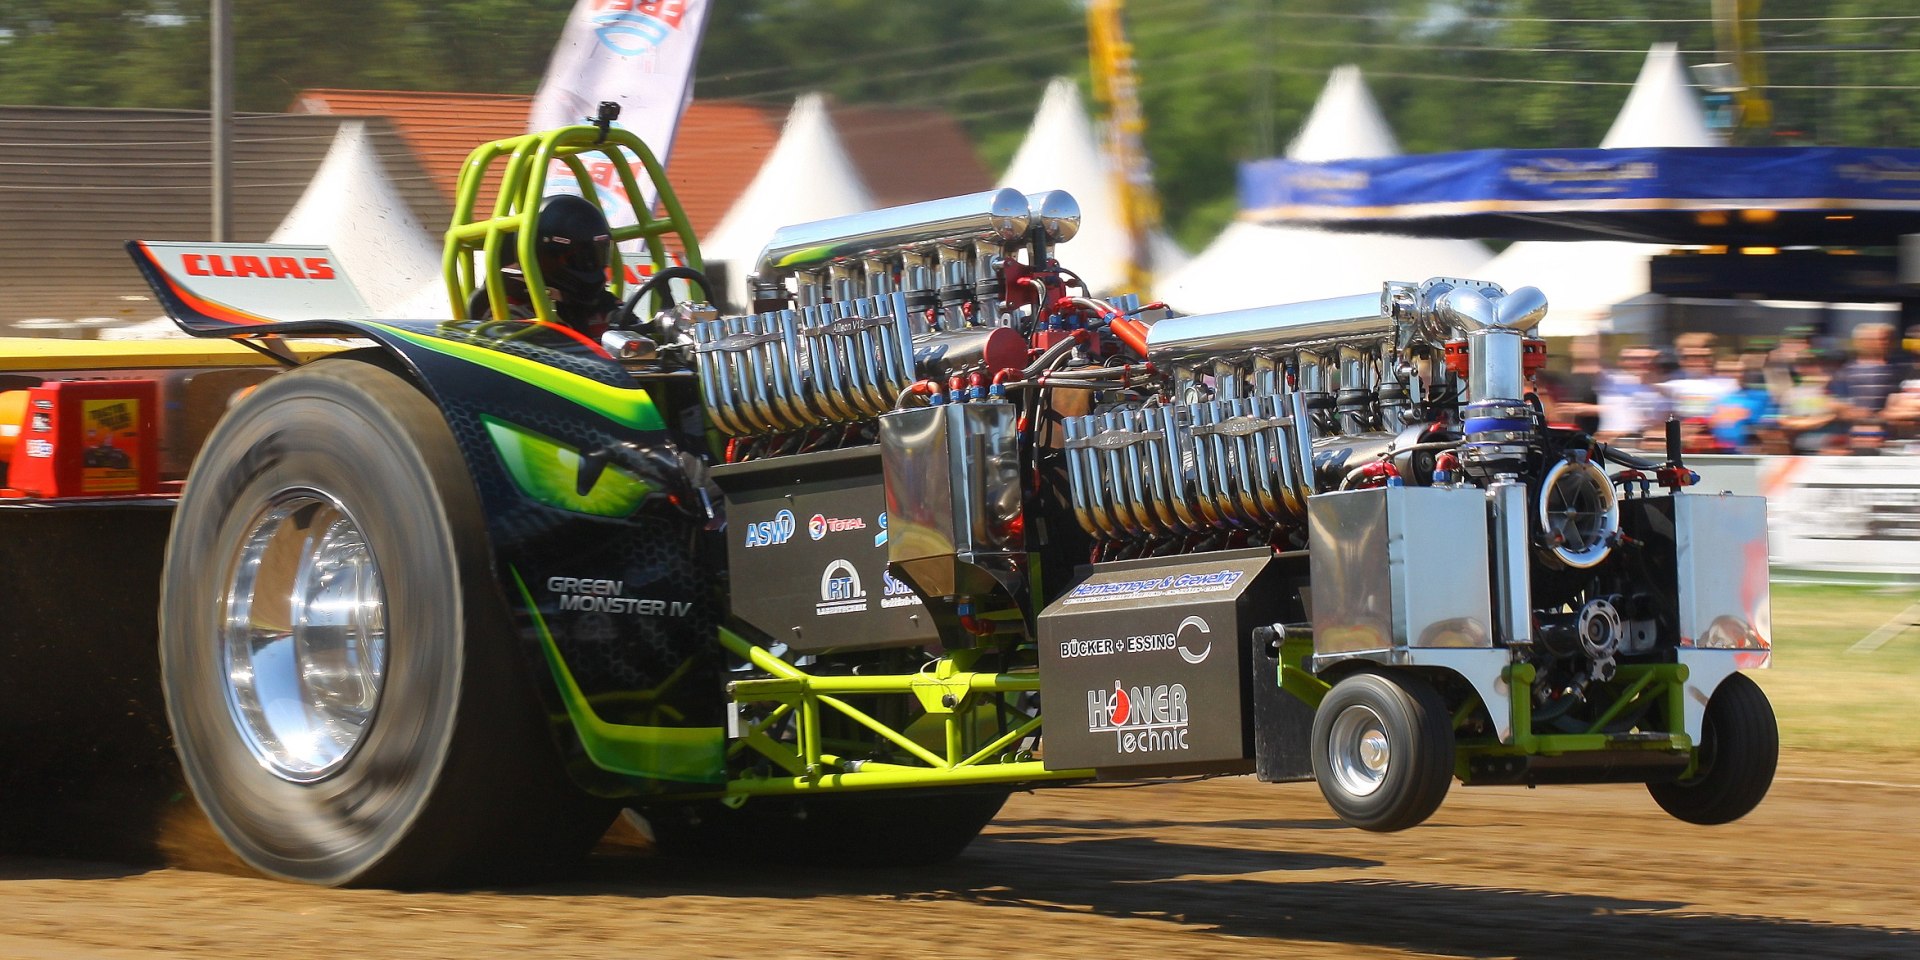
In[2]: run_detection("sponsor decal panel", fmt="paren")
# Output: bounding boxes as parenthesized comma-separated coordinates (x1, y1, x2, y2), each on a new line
(546, 575, 689, 617)
(1087, 678, 1192, 754)
(1057, 615, 1212, 664)
(879, 569, 922, 609)
(744, 508, 796, 548)
(1060, 569, 1244, 605)
(816, 559, 868, 616)
(808, 513, 867, 540)
(80, 399, 140, 492)
(180, 253, 335, 280)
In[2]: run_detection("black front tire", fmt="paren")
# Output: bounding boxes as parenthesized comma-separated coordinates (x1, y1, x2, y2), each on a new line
(1311, 670, 1455, 831)
(1648, 671, 1778, 825)
(161, 359, 611, 887)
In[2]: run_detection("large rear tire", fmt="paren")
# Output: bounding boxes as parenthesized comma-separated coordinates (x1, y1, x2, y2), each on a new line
(642, 789, 1009, 868)
(1648, 671, 1778, 825)
(160, 359, 611, 887)
(1311, 670, 1455, 831)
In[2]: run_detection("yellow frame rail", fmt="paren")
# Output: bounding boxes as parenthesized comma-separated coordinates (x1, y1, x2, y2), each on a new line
(716, 628, 1092, 797)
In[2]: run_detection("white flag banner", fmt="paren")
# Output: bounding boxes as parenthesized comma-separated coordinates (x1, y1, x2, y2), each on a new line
(529, 0, 711, 219)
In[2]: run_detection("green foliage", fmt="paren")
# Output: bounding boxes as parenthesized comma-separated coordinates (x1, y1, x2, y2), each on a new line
(5, 2, 1920, 246)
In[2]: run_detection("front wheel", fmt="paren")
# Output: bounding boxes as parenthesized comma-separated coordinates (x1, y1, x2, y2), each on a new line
(1311, 671, 1455, 831)
(1648, 672, 1778, 825)
(160, 359, 611, 887)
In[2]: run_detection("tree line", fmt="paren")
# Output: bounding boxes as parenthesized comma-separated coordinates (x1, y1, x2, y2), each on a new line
(5, 0, 1918, 248)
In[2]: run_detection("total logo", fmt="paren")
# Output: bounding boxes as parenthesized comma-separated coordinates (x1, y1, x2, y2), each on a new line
(816, 558, 868, 616)
(808, 513, 867, 540)
(1088, 679, 1192, 754)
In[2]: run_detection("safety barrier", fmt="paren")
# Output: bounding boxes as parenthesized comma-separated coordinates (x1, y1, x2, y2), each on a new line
(1692, 454, 1920, 578)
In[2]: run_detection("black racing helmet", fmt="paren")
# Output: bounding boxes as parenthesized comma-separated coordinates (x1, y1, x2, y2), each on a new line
(529, 194, 613, 299)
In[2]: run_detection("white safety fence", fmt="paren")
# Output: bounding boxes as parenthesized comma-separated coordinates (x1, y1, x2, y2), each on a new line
(1690, 454, 1920, 578)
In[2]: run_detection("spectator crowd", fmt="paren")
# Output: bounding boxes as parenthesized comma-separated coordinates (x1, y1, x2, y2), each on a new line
(1537, 321, 1920, 456)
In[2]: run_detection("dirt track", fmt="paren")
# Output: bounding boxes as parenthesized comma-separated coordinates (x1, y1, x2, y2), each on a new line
(2, 751, 1914, 960)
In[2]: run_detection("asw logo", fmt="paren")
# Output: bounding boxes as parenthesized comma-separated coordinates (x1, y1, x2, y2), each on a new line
(743, 509, 795, 548)
(1087, 679, 1191, 754)
(591, 0, 688, 56)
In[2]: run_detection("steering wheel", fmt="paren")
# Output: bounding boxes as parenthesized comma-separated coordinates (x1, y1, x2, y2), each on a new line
(614, 265, 713, 329)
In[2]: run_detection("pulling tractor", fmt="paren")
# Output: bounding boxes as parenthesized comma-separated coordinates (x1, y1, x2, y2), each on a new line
(13, 116, 1774, 887)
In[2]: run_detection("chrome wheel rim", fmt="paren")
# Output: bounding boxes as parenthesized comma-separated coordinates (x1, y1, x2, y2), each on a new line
(221, 489, 387, 782)
(1328, 704, 1391, 798)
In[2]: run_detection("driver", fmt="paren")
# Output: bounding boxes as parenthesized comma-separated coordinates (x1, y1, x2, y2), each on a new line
(468, 194, 622, 335)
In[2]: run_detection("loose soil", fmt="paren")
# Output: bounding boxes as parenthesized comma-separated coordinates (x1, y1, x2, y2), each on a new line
(2, 750, 1914, 959)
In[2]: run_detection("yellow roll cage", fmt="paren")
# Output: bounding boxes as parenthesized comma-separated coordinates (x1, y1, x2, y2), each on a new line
(441, 124, 703, 331)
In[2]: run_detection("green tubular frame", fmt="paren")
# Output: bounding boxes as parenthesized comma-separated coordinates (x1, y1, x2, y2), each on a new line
(715, 628, 1094, 797)
(1452, 661, 1695, 781)
(441, 125, 703, 331)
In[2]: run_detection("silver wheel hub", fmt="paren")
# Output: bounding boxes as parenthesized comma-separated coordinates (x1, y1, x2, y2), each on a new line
(1329, 704, 1391, 798)
(221, 489, 387, 782)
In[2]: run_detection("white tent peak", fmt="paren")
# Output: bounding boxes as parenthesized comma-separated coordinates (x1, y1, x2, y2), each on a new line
(1000, 77, 1185, 295)
(1001, 78, 1099, 194)
(1601, 42, 1714, 149)
(270, 120, 444, 318)
(1287, 65, 1400, 161)
(1160, 67, 1486, 314)
(1483, 44, 1710, 336)
(704, 93, 874, 306)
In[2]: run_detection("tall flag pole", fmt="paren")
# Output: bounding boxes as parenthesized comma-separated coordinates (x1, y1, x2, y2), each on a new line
(1087, 0, 1162, 294)
(530, 0, 712, 217)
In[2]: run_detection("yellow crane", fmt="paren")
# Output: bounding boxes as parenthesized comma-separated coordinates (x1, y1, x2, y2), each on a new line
(1713, 0, 1772, 139)
(1087, 0, 1163, 294)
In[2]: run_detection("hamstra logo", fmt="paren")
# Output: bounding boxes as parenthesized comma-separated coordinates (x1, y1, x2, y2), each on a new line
(591, 0, 687, 56)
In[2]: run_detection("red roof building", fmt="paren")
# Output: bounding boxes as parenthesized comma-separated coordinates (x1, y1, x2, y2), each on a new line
(289, 90, 993, 236)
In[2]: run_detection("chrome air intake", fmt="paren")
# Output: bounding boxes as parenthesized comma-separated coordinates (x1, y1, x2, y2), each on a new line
(754, 188, 1032, 279)
(693, 292, 918, 435)
(1063, 392, 1316, 541)
(750, 188, 1059, 325)
(1065, 278, 1556, 546)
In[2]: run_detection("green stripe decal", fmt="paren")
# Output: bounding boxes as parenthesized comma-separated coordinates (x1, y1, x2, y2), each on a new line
(374, 323, 664, 431)
(512, 569, 726, 783)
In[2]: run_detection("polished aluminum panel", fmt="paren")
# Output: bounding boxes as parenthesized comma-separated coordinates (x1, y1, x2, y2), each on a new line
(1672, 494, 1772, 651)
(1306, 486, 1493, 657)
(879, 402, 1024, 598)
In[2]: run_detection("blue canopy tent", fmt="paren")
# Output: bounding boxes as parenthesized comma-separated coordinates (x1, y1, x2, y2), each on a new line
(1240, 147, 1920, 247)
